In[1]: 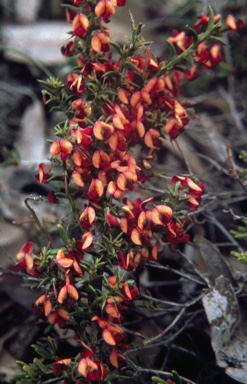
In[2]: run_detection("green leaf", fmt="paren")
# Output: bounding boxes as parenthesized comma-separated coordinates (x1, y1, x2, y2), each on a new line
(104, 90, 117, 97)
(46, 248, 62, 255)
(181, 54, 194, 66)
(57, 224, 70, 245)
(186, 26, 198, 44)
(31, 344, 51, 359)
(171, 370, 182, 384)
(110, 41, 123, 55)
(231, 251, 247, 262)
(60, 3, 81, 13)
(124, 61, 141, 72)
(230, 230, 247, 239)
(208, 36, 227, 45)
(33, 358, 48, 374)
(166, 40, 177, 57)
(47, 336, 57, 355)
(102, 71, 120, 79)
(152, 376, 169, 384)
(238, 169, 247, 179)
(88, 284, 98, 296)
(239, 150, 247, 163)
(207, 5, 215, 29)
(22, 365, 37, 380)
(81, 260, 93, 272)
(129, 10, 136, 33)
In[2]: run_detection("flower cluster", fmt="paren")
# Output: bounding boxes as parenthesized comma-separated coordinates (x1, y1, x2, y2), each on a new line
(168, 12, 243, 81)
(14, 2, 242, 383)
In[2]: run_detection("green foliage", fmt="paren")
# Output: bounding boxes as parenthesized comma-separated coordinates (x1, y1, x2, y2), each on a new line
(230, 219, 247, 262)
(9, 1, 242, 384)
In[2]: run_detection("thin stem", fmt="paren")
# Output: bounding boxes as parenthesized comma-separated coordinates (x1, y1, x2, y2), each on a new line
(125, 360, 196, 384)
(146, 260, 206, 286)
(25, 195, 50, 244)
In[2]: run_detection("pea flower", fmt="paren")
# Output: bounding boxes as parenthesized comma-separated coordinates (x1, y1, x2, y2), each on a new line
(50, 139, 73, 162)
(78, 357, 108, 381)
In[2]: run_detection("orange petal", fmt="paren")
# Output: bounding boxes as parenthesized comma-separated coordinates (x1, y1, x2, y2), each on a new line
(35, 294, 46, 306)
(123, 284, 132, 300)
(78, 357, 98, 378)
(109, 348, 126, 368)
(164, 118, 180, 134)
(107, 295, 123, 304)
(130, 91, 141, 108)
(141, 89, 152, 105)
(72, 13, 89, 30)
(93, 121, 114, 140)
(226, 14, 237, 30)
(187, 178, 202, 192)
(108, 132, 118, 151)
(137, 211, 147, 229)
(120, 217, 128, 233)
(152, 205, 173, 225)
(73, 260, 83, 276)
(131, 228, 142, 245)
(121, 205, 134, 217)
(109, 348, 118, 368)
(113, 115, 124, 130)
(44, 300, 52, 316)
(82, 231, 93, 250)
(188, 196, 199, 207)
(67, 284, 79, 300)
(57, 258, 74, 268)
(50, 140, 61, 156)
(95, 1, 115, 18)
(136, 121, 145, 138)
(72, 149, 82, 166)
(72, 170, 84, 187)
(108, 275, 117, 286)
(102, 328, 116, 345)
(116, 173, 127, 191)
(56, 249, 65, 260)
(60, 139, 73, 154)
(210, 44, 221, 60)
(151, 243, 159, 260)
(145, 78, 157, 93)
(80, 206, 94, 222)
(118, 88, 129, 104)
(25, 253, 34, 271)
(107, 181, 117, 195)
(87, 206, 96, 224)
(48, 312, 57, 324)
(57, 308, 70, 320)
(144, 129, 160, 149)
(105, 303, 121, 319)
(91, 34, 101, 52)
(58, 286, 68, 304)
(95, 179, 104, 196)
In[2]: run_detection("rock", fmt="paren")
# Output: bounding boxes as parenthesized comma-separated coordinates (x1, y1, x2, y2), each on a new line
(15, 0, 41, 24)
(2, 22, 69, 65)
(16, 99, 48, 164)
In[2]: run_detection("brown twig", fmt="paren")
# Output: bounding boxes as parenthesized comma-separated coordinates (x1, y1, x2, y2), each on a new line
(218, 86, 246, 137)
(146, 260, 206, 286)
(140, 291, 205, 311)
(24, 195, 50, 244)
(125, 358, 196, 384)
(177, 249, 211, 287)
(204, 211, 245, 253)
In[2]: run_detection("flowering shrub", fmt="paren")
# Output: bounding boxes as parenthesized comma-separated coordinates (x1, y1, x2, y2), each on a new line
(12, 1, 242, 383)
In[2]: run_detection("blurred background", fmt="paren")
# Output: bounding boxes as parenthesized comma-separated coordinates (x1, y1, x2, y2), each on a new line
(0, 1, 247, 383)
